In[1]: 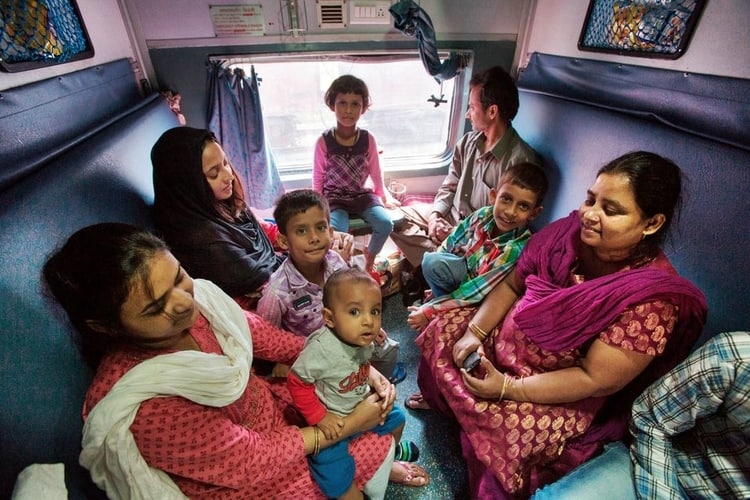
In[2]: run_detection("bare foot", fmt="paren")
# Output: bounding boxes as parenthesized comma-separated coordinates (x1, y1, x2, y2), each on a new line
(389, 461, 429, 487)
(404, 392, 431, 411)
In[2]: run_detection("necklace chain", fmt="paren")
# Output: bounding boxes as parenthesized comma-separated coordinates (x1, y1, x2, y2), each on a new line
(334, 128, 359, 145)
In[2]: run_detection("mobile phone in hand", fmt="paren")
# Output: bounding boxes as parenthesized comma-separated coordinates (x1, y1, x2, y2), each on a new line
(463, 351, 481, 372)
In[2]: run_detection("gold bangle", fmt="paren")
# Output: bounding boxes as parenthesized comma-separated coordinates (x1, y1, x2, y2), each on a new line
(498, 375, 511, 401)
(470, 322, 488, 339)
(468, 322, 488, 342)
(312, 426, 320, 456)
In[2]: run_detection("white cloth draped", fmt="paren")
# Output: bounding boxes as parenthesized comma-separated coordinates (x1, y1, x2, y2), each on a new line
(79, 279, 252, 500)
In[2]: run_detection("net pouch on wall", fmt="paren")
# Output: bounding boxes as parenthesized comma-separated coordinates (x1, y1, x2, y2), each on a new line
(578, 0, 705, 59)
(1, 0, 93, 72)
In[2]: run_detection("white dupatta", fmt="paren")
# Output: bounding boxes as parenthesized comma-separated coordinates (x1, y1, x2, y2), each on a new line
(79, 279, 252, 500)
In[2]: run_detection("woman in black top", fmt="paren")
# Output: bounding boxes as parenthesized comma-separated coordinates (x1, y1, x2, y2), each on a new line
(152, 127, 283, 308)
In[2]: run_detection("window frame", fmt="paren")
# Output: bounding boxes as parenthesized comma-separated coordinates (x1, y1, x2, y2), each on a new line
(226, 49, 472, 184)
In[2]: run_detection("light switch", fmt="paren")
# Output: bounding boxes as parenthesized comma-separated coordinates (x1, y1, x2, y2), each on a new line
(349, 0, 391, 25)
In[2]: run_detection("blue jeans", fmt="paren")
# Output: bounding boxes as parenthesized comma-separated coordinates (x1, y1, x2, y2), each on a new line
(330, 205, 394, 257)
(310, 406, 405, 498)
(531, 442, 637, 500)
(421, 251, 467, 298)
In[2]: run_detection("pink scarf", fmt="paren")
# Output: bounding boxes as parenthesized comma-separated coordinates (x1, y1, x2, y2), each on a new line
(514, 212, 706, 353)
(513, 212, 707, 443)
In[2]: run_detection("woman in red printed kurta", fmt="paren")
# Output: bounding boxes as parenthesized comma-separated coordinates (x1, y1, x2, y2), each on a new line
(43, 223, 394, 499)
(84, 312, 391, 498)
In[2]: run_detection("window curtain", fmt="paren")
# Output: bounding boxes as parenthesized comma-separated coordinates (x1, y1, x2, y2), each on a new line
(206, 61, 283, 209)
(388, 0, 469, 82)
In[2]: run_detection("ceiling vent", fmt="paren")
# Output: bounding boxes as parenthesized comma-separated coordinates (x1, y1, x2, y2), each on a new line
(317, 0, 347, 29)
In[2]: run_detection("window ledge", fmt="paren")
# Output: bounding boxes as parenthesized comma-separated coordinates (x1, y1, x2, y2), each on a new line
(280, 155, 451, 189)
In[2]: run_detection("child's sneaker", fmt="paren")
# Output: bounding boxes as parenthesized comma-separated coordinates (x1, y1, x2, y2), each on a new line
(394, 440, 420, 462)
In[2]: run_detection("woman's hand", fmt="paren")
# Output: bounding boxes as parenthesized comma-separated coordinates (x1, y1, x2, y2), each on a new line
(452, 328, 484, 367)
(308, 393, 392, 453)
(331, 231, 354, 263)
(406, 306, 428, 331)
(347, 391, 393, 432)
(317, 412, 345, 440)
(461, 354, 506, 399)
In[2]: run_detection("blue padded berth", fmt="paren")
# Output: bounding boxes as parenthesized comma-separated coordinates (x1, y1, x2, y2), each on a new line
(0, 59, 179, 498)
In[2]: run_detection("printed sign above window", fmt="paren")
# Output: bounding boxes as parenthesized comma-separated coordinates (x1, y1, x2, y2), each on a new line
(0, 0, 94, 72)
(578, 0, 706, 59)
(209, 5, 265, 37)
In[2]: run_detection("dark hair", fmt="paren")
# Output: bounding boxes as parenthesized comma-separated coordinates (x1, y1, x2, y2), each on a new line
(324, 75, 371, 110)
(151, 127, 247, 222)
(597, 151, 683, 257)
(42, 223, 168, 368)
(469, 66, 519, 122)
(499, 162, 549, 205)
(323, 268, 378, 308)
(273, 189, 331, 235)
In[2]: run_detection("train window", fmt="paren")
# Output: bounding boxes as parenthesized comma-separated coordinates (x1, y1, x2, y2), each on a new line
(230, 52, 467, 178)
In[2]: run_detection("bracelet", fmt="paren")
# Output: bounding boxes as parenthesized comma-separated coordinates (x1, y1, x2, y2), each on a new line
(468, 322, 488, 342)
(312, 426, 320, 456)
(468, 322, 488, 340)
(498, 375, 511, 401)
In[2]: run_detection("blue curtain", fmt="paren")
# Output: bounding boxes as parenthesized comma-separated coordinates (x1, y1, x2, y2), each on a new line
(207, 61, 283, 209)
(389, 0, 470, 82)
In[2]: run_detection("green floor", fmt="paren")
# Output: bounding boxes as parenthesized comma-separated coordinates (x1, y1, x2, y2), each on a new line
(381, 293, 470, 499)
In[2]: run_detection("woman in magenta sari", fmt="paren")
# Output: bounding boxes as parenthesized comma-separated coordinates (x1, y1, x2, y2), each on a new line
(411, 151, 707, 498)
